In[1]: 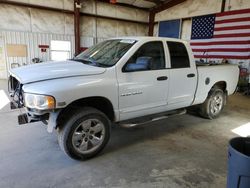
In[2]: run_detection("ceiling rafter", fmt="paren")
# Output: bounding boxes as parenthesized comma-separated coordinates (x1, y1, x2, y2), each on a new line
(151, 0, 186, 13)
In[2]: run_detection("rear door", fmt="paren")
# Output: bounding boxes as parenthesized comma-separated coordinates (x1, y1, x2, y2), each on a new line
(166, 41, 197, 109)
(117, 41, 170, 120)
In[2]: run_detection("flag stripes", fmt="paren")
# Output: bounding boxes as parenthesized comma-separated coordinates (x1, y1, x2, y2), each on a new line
(190, 8, 250, 60)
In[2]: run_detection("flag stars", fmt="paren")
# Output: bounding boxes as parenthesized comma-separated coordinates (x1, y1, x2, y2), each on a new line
(191, 14, 215, 39)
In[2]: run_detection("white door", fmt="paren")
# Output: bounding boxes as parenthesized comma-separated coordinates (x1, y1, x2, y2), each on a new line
(117, 41, 169, 120)
(0, 37, 7, 79)
(166, 41, 197, 109)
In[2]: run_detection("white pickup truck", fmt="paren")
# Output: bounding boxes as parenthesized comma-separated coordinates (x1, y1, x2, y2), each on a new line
(9, 37, 239, 160)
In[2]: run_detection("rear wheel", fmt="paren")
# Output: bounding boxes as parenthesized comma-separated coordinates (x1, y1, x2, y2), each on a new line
(58, 107, 111, 160)
(199, 87, 226, 119)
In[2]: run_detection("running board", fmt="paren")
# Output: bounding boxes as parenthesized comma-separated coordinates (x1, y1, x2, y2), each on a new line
(119, 109, 186, 128)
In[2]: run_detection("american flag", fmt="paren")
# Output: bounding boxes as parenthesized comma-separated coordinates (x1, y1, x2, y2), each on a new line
(190, 8, 250, 61)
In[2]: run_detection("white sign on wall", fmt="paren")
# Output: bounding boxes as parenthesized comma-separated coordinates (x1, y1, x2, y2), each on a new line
(0, 37, 7, 79)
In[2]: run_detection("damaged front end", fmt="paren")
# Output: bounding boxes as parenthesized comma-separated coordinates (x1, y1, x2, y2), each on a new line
(8, 75, 59, 132)
(8, 75, 28, 125)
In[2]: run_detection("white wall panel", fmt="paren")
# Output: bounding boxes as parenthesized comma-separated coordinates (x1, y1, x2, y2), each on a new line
(97, 18, 117, 38)
(80, 37, 95, 47)
(81, 0, 95, 14)
(136, 24, 148, 36)
(117, 6, 137, 21)
(0, 5, 74, 35)
(64, 0, 74, 11)
(153, 23, 159, 36)
(181, 19, 192, 40)
(0, 31, 74, 71)
(0, 5, 31, 32)
(155, 0, 221, 22)
(65, 14, 74, 35)
(31, 10, 65, 34)
(136, 9, 149, 22)
(7, 0, 74, 11)
(80, 19, 148, 48)
(80, 17, 96, 37)
(29, 0, 64, 9)
(225, 0, 250, 11)
(95, 1, 148, 22)
(96, 2, 117, 17)
(117, 22, 137, 36)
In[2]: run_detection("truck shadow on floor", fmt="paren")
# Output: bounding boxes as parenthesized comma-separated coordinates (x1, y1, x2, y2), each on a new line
(100, 113, 212, 157)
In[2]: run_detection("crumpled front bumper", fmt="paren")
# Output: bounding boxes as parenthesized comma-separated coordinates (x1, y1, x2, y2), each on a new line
(17, 110, 60, 133)
(8, 75, 60, 133)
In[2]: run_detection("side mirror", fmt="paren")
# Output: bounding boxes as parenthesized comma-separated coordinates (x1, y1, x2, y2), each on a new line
(124, 56, 152, 72)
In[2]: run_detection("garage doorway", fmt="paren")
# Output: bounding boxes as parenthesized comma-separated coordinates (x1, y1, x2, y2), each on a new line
(50, 40, 71, 61)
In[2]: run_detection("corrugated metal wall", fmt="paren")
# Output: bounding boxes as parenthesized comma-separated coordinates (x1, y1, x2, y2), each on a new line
(0, 1, 149, 79)
(0, 30, 75, 71)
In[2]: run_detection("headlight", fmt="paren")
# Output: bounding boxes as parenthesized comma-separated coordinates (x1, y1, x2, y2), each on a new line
(24, 93, 55, 110)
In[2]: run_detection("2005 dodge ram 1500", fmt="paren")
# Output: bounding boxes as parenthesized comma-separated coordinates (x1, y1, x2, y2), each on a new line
(8, 37, 239, 160)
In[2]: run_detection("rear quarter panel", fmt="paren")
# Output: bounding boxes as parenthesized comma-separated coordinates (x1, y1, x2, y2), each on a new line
(193, 64, 239, 105)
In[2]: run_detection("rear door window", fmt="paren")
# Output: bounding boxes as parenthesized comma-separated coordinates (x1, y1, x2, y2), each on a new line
(167, 41, 190, 69)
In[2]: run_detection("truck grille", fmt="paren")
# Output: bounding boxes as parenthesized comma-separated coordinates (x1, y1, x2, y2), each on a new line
(8, 76, 24, 108)
(8, 75, 18, 91)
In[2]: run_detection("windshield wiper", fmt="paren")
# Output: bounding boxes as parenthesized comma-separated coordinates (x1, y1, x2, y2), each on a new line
(70, 58, 111, 68)
(95, 62, 112, 67)
(70, 58, 100, 67)
(70, 58, 92, 64)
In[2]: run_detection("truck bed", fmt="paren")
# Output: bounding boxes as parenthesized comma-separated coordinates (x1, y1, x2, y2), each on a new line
(193, 64, 239, 105)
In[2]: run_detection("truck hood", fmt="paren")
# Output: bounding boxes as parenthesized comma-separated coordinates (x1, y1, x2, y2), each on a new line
(9, 60, 106, 84)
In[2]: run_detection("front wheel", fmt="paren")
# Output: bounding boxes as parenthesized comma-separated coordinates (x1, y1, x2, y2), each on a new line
(199, 88, 226, 119)
(58, 107, 111, 160)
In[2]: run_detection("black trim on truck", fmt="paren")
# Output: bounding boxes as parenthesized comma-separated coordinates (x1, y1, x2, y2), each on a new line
(8, 76, 24, 109)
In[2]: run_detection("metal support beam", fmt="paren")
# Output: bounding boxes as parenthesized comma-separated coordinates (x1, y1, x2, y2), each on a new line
(74, 0, 81, 56)
(221, 0, 226, 12)
(148, 11, 155, 36)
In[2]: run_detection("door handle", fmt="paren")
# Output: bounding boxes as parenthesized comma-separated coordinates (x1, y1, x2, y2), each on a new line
(187, 73, 195, 78)
(157, 76, 168, 81)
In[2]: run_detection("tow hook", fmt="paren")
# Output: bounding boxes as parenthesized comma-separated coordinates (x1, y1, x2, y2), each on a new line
(18, 114, 29, 125)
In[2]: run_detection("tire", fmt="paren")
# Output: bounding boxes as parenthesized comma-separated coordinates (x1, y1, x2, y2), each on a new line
(199, 87, 226, 119)
(57, 107, 111, 160)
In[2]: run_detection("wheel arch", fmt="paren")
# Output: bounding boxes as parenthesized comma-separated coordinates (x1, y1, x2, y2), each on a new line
(211, 81, 227, 92)
(56, 96, 115, 129)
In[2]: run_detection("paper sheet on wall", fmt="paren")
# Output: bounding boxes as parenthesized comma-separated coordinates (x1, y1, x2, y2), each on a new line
(6, 44, 27, 57)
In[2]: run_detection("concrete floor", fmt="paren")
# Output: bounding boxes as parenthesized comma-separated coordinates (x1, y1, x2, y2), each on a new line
(0, 79, 250, 188)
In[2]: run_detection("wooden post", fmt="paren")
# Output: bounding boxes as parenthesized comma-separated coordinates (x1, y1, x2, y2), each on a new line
(148, 11, 155, 36)
(221, 0, 226, 12)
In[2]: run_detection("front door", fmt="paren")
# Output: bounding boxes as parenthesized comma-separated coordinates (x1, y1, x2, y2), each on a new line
(117, 41, 169, 121)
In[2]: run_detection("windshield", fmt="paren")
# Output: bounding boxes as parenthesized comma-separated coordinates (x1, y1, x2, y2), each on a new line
(73, 39, 137, 67)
